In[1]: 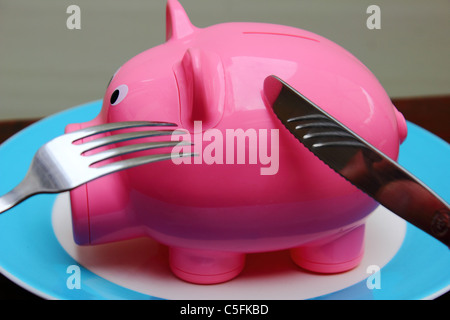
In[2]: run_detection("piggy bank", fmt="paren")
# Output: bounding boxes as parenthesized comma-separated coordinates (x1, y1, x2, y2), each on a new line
(65, 0, 407, 284)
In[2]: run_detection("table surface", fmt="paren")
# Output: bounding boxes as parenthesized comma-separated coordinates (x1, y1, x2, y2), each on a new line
(0, 96, 449, 300)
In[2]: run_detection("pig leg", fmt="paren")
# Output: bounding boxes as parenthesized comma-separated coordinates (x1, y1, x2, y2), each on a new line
(290, 224, 365, 274)
(169, 247, 246, 284)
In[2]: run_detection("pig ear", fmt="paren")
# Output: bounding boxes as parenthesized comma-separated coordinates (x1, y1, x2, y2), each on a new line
(166, 0, 196, 41)
(174, 48, 225, 131)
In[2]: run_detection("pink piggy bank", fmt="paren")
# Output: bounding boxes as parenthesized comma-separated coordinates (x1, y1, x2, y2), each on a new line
(65, 0, 407, 284)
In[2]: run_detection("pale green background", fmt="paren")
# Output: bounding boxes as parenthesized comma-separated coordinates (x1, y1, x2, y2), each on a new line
(0, 0, 449, 120)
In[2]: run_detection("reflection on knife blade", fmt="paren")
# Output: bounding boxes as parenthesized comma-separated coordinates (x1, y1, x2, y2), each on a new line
(264, 75, 450, 247)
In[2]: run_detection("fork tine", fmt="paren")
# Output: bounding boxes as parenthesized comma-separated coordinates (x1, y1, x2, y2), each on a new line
(80, 129, 188, 153)
(87, 141, 192, 165)
(93, 152, 197, 178)
(67, 121, 177, 142)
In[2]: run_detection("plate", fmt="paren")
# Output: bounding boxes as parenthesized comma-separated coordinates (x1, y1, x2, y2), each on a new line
(0, 100, 449, 300)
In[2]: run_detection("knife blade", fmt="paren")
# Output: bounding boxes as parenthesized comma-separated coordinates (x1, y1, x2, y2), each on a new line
(264, 75, 450, 247)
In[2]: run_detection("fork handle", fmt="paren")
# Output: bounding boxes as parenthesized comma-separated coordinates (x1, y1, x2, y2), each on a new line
(0, 176, 41, 214)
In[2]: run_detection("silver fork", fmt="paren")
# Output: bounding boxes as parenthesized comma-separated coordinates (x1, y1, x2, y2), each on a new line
(0, 121, 194, 214)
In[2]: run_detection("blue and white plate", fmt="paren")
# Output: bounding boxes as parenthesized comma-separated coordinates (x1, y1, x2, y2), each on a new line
(0, 101, 449, 300)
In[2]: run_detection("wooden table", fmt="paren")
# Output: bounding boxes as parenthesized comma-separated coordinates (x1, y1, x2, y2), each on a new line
(1, 97, 449, 145)
(0, 96, 449, 300)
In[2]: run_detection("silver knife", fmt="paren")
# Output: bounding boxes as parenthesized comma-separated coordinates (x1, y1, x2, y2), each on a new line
(264, 75, 450, 247)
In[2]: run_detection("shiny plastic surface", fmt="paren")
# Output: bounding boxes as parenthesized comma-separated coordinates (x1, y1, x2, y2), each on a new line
(65, 0, 407, 284)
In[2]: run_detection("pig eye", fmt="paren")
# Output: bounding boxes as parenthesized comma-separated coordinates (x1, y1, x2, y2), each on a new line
(110, 84, 128, 105)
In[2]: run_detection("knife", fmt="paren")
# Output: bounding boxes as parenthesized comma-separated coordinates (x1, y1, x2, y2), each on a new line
(264, 75, 450, 247)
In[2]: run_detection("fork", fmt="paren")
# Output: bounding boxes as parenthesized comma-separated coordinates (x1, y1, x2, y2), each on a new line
(0, 121, 194, 214)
